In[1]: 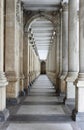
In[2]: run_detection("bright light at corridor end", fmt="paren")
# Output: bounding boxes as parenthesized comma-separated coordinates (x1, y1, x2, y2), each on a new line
(38, 50, 48, 60)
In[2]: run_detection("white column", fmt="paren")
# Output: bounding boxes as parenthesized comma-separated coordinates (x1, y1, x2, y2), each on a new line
(23, 33, 29, 94)
(65, 0, 78, 104)
(60, 3, 68, 93)
(5, 0, 21, 104)
(72, 0, 84, 121)
(0, 0, 9, 121)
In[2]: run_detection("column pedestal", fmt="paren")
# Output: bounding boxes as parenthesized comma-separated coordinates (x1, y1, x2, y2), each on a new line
(6, 71, 20, 105)
(65, 72, 78, 105)
(72, 74, 84, 121)
(0, 72, 9, 121)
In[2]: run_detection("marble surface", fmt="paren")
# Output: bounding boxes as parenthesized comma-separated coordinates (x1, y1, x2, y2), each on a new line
(17, 105, 65, 115)
(24, 96, 58, 102)
(7, 123, 73, 130)
(0, 75, 81, 130)
(30, 88, 56, 93)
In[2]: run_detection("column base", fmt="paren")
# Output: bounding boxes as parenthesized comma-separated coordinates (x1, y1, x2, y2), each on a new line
(0, 109, 9, 122)
(60, 72, 67, 93)
(6, 97, 20, 105)
(64, 98, 75, 105)
(72, 109, 84, 121)
(19, 90, 25, 96)
(24, 87, 29, 95)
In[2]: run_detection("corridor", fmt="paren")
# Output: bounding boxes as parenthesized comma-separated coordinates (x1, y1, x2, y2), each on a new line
(0, 75, 80, 130)
(1, 0, 84, 129)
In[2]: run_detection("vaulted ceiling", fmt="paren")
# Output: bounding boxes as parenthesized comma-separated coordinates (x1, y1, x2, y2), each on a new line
(22, 0, 69, 60)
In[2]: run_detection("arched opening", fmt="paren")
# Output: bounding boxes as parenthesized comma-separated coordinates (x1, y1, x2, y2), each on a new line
(26, 16, 55, 75)
(41, 61, 46, 74)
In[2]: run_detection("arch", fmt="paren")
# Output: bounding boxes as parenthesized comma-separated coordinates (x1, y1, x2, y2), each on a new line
(41, 60, 46, 74)
(24, 12, 58, 32)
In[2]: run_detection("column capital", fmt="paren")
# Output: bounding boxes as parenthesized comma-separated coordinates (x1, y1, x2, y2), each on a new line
(62, 3, 68, 12)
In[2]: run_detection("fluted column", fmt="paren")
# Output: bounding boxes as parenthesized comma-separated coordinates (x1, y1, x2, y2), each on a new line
(0, 0, 9, 121)
(60, 3, 68, 94)
(65, 0, 78, 104)
(72, 0, 84, 121)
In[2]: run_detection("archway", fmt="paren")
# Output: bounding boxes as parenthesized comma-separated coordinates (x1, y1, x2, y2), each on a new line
(24, 12, 57, 61)
(41, 61, 46, 74)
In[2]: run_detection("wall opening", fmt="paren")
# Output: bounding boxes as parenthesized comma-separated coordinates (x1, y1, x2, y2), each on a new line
(41, 61, 46, 74)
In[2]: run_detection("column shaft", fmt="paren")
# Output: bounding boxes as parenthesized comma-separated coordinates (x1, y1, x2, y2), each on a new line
(65, 0, 78, 104)
(19, 5, 25, 96)
(72, 0, 84, 121)
(0, 0, 9, 121)
(60, 4, 68, 94)
(23, 33, 29, 94)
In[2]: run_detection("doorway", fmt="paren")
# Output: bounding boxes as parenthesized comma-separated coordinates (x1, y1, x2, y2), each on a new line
(41, 61, 46, 74)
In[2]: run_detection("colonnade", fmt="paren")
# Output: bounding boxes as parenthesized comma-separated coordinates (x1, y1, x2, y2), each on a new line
(0, 0, 40, 121)
(0, 0, 84, 122)
(46, 0, 84, 121)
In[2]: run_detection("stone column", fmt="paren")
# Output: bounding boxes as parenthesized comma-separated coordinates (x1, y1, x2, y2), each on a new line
(51, 38, 56, 86)
(56, 33, 60, 95)
(23, 33, 29, 94)
(65, 0, 78, 104)
(27, 38, 30, 87)
(5, 0, 21, 104)
(60, 3, 68, 94)
(58, 9, 62, 78)
(0, 0, 9, 121)
(32, 48, 34, 83)
(33, 51, 36, 80)
(72, 0, 84, 121)
(19, 4, 25, 96)
(29, 45, 32, 85)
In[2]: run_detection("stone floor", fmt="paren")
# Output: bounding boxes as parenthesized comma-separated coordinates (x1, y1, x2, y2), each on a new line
(0, 75, 82, 130)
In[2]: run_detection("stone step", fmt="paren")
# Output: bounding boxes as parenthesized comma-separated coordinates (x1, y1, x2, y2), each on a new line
(8, 114, 72, 123)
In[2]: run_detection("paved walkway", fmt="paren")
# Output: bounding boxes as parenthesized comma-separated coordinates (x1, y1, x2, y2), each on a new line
(0, 75, 81, 130)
